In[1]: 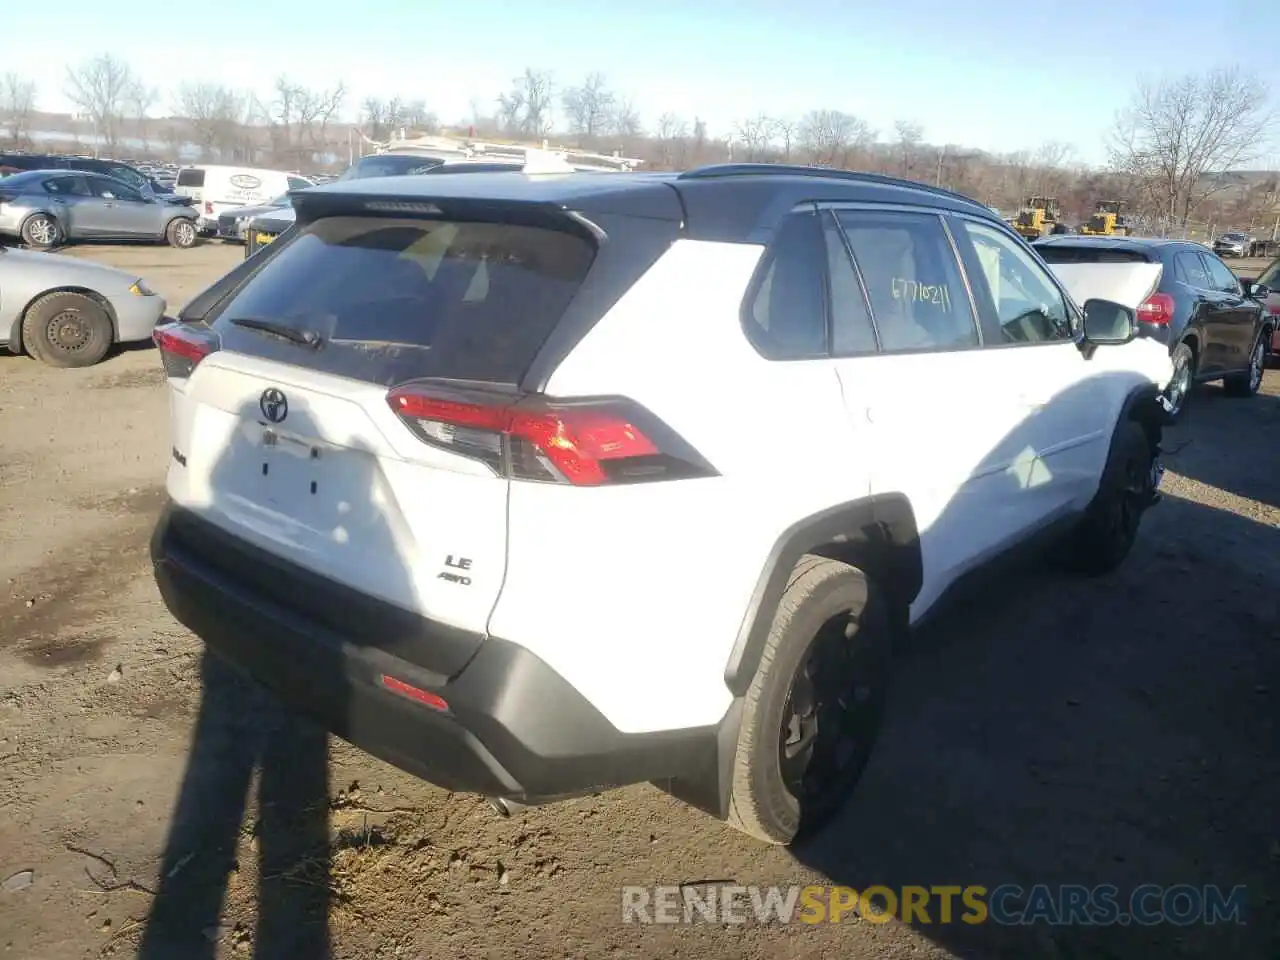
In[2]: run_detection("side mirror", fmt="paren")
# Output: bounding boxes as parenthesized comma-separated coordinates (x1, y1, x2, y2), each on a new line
(1081, 298, 1137, 345)
(1240, 277, 1271, 299)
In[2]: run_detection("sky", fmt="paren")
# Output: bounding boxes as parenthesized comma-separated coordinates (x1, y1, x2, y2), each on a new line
(6, 0, 1280, 167)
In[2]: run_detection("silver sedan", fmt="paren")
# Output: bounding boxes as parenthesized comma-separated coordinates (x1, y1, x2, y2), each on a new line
(0, 169, 199, 249)
(0, 245, 168, 367)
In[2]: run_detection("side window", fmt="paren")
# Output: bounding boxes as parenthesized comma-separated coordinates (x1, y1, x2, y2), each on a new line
(88, 177, 139, 201)
(44, 176, 91, 197)
(957, 219, 1072, 344)
(105, 165, 145, 190)
(821, 212, 877, 354)
(834, 209, 978, 352)
(1175, 251, 1211, 289)
(1201, 254, 1240, 294)
(287, 176, 311, 191)
(743, 210, 827, 360)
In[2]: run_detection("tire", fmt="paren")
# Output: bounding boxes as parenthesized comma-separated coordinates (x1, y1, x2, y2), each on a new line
(725, 555, 891, 845)
(166, 218, 197, 249)
(21, 292, 114, 368)
(1165, 342, 1195, 418)
(1222, 333, 1265, 398)
(1063, 420, 1157, 577)
(21, 213, 61, 249)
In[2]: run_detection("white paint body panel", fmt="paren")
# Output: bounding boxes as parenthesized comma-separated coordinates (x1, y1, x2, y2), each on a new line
(165, 351, 509, 636)
(492, 240, 872, 732)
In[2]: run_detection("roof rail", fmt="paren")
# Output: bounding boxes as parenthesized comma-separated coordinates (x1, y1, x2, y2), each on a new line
(676, 163, 984, 208)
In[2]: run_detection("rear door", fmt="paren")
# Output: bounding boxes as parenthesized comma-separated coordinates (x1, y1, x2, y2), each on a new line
(41, 174, 97, 236)
(823, 205, 1036, 620)
(1199, 250, 1259, 370)
(174, 167, 205, 204)
(1169, 248, 1228, 374)
(85, 175, 157, 237)
(166, 210, 600, 642)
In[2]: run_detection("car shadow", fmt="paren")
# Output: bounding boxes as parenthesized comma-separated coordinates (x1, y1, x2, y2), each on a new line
(1156, 378, 1280, 510)
(139, 393, 418, 958)
(789, 371, 1279, 958)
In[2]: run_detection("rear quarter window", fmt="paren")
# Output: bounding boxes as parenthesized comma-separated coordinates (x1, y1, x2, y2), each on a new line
(177, 168, 206, 187)
(212, 215, 597, 385)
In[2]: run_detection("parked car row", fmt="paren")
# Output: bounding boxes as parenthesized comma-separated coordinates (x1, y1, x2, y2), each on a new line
(0, 170, 199, 249)
(1033, 235, 1277, 416)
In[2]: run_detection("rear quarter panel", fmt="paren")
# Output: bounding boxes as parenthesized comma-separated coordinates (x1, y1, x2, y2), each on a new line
(489, 238, 871, 734)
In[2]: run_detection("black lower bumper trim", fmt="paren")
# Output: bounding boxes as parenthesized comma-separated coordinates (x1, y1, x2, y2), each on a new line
(151, 504, 722, 804)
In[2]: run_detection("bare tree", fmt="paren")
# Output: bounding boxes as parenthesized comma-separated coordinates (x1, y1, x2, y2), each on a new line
(64, 54, 135, 152)
(798, 109, 871, 167)
(403, 100, 438, 135)
(270, 77, 346, 165)
(0, 72, 38, 148)
(127, 81, 159, 153)
(610, 96, 642, 140)
(735, 113, 776, 161)
(561, 72, 615, 145)
(892, 120, 925, 177)
(774, 118, 797, 162)
(177, 83, 247, 160)
(1110, 68, 1274, 226)
(497, 69, 554, 140)
(655, 112, 688, 168)
(691, 117, 708, 164)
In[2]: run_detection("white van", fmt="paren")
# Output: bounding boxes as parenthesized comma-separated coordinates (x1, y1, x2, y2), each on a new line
(174, 165, 314, 234)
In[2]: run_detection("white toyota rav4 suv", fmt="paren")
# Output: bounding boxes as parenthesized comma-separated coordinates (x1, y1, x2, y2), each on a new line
(151, 165, 1174, 845)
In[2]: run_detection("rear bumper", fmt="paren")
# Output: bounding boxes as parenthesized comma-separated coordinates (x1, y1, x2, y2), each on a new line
(150, 503, 720, 804)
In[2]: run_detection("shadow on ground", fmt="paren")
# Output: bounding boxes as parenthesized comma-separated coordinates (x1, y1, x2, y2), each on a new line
(792, 386, 1280, 958)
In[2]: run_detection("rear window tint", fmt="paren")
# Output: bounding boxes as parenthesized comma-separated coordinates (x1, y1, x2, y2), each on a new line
(212, 215, 596, 385)
(177, 168, 206, 187)
(1034, 245, 1150, 264)
(343, 156, 445, 180)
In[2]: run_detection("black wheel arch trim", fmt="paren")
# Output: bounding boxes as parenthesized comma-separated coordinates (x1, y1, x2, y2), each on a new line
(723, 493, 921, 698)
(1121, 380, 1174, 430)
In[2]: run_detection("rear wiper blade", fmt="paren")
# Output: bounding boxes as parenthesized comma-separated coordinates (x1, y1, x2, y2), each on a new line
(229, 316, 322, 348)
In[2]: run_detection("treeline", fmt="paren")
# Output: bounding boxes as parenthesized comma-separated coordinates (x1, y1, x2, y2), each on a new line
(1, 58, 1277, 232)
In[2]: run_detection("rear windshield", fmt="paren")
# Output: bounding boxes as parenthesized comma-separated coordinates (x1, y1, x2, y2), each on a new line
(1035, 245, 1151, 264)
(211, 215, 596, 385)
(177, 168, 206, 187)
(341, 156, 445, 180)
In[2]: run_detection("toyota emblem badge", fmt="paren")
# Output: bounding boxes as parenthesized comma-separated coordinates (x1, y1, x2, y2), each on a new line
(260, 388, 288, 423)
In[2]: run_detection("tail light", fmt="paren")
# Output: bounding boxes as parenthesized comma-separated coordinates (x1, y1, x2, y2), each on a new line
(153, 321, 218, 379)
(1137, 293, 1175, 326)
(204, 201, 213, 215)
(387, 383, 718, 486)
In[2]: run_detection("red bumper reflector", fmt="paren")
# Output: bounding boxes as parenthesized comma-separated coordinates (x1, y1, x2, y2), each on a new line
(381, 674, 449, 712)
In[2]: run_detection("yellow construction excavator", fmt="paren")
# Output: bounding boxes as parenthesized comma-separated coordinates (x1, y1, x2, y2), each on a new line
(1080, 200, 1131, 237)
(1013, 196, 1061, 240)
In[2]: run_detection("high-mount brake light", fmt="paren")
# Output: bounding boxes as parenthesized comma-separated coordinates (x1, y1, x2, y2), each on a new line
(153, 321, 218, 379)
(387, 386, 715, 486)
(1136, 292, 1175, 326)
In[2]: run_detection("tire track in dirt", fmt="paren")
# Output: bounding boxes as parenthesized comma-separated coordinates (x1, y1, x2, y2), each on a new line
(1, 483, 167, 668)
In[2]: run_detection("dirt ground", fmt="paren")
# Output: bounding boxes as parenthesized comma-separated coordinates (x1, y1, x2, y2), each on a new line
(0, 242, 1277, 960)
